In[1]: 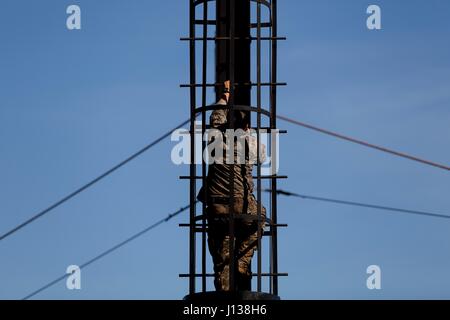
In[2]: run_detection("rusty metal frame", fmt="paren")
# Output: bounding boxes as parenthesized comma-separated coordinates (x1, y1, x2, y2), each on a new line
(180, 0, 286, 297)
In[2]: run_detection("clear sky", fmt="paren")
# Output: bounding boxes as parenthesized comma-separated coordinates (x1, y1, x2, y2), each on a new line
(0, 0, 449, 300)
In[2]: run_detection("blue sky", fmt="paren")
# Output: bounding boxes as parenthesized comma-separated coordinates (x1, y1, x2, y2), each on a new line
(0, 0, 449, 300)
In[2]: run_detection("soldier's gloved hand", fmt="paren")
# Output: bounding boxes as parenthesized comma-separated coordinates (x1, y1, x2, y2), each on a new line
(222, 80, 231, 103)
(224, 80, 231, 92)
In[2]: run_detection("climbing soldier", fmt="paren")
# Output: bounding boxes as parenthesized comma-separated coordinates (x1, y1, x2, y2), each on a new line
(198, 80, 266, 292)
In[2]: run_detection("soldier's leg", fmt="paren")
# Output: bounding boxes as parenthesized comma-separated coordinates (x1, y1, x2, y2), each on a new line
(235, 223, 257, 290)
(207, 230, 230, 291)
(207, 205, 231, 291)
(236, 198, 266, 290)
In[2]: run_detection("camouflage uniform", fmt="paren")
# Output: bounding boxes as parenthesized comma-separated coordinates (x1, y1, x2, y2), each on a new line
(199, 99, 266, 292)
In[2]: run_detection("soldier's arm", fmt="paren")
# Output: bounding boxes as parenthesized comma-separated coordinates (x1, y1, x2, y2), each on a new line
(216, 80, 231, 105)
(210, 80, 231, 128)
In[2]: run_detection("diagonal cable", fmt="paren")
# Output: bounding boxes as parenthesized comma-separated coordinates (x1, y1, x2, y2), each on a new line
(22, 203, 193, 300)
(277, 114, 450, 172)
(0, 118, 190, 242)
(266, 189, 450, 220)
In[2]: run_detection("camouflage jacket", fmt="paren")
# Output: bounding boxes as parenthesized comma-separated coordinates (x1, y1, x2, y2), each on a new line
(201, 99, 266, 201)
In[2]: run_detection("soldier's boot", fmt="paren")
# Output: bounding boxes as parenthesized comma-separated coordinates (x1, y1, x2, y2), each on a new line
(237, 272, 252, 291)
(214, 234, 231, 292)
(217, 264, 230, 291)
(237, 259, 252, 291)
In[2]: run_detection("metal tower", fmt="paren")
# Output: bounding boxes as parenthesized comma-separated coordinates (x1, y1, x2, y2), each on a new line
(180, 0, 287, 300)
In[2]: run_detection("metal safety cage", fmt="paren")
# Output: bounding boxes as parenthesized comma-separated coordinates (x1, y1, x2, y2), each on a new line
(179, 0, 287, 299)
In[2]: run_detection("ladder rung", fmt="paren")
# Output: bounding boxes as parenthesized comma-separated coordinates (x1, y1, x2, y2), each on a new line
(177, 129, 287, 134)
(194, 19, 216, 25)
(250, 22, 272, 28)
(180, 175, 288, 180)
(179, 272, 288, 278)
(180, 82, 287, 88)
(180, 36, 286, 41)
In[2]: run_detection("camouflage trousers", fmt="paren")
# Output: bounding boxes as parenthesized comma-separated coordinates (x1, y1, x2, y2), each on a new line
(207, 196, 266, 292)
